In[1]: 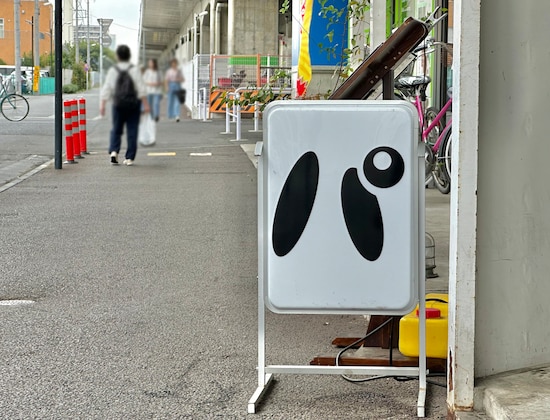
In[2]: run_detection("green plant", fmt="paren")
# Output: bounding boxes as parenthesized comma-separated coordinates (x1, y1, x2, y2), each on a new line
(319, 0, 373, 80)
(62, 83, 79, 94)
(279, 0, 290, 13)
(71, 62, 87, 90)
(40, 52, 53, 69)
(214, 69, 292, 111)
(279, 0, 373, 90)
(61, 41, 115, 71)
(21, 52, 33, 67)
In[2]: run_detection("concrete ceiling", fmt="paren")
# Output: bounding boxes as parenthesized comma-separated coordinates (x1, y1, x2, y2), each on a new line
(139, 0, 196, 60)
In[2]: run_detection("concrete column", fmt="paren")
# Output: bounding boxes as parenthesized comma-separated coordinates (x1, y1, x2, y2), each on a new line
(228, 0, 235, 55)
(209, 0, 216, 54)
(228, 0, 278, 55)
(447, 0, 480, 413)
(213, 1, 229, 54)
(370, 0, 387, 51)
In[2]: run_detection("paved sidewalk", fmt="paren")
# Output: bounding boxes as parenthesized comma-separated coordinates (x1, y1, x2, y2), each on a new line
(0, 95, 454, 418)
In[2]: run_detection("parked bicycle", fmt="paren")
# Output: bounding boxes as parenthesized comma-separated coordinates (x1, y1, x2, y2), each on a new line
(395, 38, 453, 194)
(0, 76, 30, 122)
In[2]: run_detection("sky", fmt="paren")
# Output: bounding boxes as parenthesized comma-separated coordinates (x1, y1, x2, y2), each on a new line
(89, 0, 141, 61)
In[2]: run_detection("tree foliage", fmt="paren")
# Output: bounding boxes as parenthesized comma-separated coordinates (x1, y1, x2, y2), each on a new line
(71, 61, 87, 90)
(61, 41, 116, 71)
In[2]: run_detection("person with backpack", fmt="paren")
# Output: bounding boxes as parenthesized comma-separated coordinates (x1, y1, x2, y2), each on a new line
(99, 45, 149, 166)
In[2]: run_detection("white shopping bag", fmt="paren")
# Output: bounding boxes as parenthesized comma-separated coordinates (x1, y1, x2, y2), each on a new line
(138, 114, 156, 146)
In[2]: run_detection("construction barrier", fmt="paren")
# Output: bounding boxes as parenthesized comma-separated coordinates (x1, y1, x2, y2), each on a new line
(209, 54, 291, 115)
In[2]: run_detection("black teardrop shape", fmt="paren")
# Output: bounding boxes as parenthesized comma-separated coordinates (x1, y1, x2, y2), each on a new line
(272, 152, 319, 257)
(341, 168, 384, 261)
(363, 146, 405, 188)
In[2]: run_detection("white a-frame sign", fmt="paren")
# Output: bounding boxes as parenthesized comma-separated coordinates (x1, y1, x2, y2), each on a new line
(249, 101, 428, 417)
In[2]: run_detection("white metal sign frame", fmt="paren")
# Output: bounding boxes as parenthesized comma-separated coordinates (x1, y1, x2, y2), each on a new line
(249, 101, 427, 417)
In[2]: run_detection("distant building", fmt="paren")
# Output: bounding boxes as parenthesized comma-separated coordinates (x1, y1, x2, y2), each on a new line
(0, 0, 54, 65)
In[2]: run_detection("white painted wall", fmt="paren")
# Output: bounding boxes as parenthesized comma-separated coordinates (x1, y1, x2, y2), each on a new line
(475, 1, 550, 377)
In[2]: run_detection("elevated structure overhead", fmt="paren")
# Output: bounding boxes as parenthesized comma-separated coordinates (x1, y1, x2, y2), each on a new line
(139, 0, 279, 64)
(139, 0, 196, 61)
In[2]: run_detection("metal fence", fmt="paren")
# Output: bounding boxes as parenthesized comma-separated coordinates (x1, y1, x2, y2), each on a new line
(193, 54, 212, 115)
(209, 54, 291, 114)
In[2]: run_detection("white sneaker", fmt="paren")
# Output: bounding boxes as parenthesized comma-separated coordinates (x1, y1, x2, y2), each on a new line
(123, 159, 134, 166)
(110, 152, 118, 165)
(175, 116, 180, 122)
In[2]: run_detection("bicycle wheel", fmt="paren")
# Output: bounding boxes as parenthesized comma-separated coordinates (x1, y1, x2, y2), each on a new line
(1, 94, 30, 121)
(432, 127, 452, 194)
(425, 107, 443, 148)
(441, 126, 452, 179)
(424, 142, 435, 186)
(432, 159, 450, 194)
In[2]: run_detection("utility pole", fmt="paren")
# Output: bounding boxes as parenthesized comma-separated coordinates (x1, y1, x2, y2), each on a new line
(14, 0, 22, 94)
(55, 0, 63, 169)
(75, 0, 79, 63)
(97, 18, 112, 92)
(86, 0, 90, 89)
(99, 21, 103, 92)
(34, 0, 40, 67)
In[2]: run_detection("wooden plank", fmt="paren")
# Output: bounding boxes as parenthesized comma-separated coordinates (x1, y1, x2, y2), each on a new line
(310, 356, 446, 373)
(329, 17, 430, 100)
(332, 315, 401, 349)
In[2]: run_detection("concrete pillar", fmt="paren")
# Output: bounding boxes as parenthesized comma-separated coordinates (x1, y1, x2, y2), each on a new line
(228, 0, 278, 55)
(370, 0, 387, 51)
(209, 0, 216, 54)
(447, 0, 480, 413)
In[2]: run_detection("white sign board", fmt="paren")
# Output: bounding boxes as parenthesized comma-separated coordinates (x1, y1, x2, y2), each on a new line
(259, 101, 419, 314)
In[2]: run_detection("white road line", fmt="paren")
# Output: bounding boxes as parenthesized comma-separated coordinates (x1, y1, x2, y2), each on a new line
(147, 152, 176, 157)
(0, 300, 35, 306)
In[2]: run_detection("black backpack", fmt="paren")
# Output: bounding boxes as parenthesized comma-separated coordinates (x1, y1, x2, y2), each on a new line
(113, 65, 140, 110)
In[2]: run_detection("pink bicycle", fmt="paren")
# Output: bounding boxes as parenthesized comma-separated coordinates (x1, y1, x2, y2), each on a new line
(395, 41, 453, 194)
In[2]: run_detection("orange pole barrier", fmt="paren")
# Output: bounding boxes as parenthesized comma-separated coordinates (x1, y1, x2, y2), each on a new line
(78, 98, 88, 154)
(63, 100, 76, 164)
(71, 99, 83, 159)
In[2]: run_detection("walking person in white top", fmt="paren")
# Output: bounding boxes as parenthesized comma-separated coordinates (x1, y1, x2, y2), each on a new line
(164, 58, 185, 122)
(99, 45, 149, 166)
(143, 59, 162, 122)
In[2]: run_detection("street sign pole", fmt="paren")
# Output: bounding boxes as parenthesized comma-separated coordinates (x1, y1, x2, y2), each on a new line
(97, 18, 113, 94)
(86, 0, 90, 89)
(99, 22, 103, 93)
(54, 0, 63, 169)
(14, 0, 22, 94)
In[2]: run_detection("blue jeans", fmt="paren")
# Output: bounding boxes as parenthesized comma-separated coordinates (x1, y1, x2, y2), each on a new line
(109, 104, 140, 160)
(147, 93, 161, 120)
(167, 81, 181, 119)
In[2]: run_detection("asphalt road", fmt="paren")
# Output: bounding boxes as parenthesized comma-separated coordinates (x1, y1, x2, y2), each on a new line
(0, 90, 448, 419)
